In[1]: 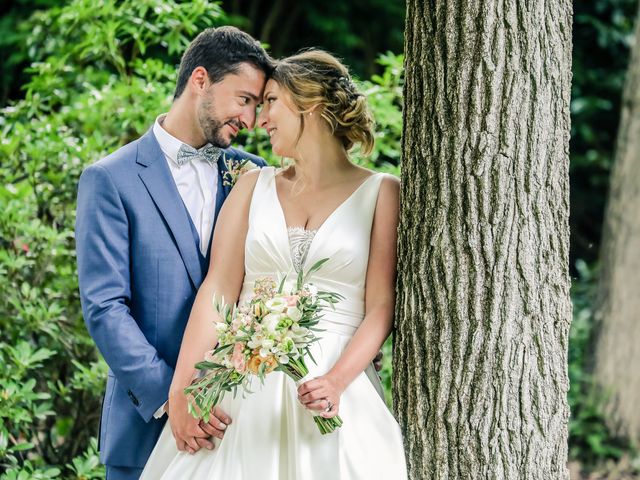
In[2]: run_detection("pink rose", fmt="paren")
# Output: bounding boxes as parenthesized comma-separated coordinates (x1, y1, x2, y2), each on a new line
(283, 295, 299, 307)
(232, 342, 246, 373)
(231, 318, 242, 332)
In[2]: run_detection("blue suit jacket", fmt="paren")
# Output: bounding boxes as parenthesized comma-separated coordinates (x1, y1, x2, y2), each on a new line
(75, 128, 265, 468)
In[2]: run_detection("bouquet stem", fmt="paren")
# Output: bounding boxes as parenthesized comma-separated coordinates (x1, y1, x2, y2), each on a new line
(280, 357, 343, 435)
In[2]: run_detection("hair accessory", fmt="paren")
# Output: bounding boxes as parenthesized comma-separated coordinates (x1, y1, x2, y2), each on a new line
(333, 76, 361, 101)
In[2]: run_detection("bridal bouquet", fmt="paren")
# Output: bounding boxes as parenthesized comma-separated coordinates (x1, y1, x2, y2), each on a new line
(185, 259, 344, 434)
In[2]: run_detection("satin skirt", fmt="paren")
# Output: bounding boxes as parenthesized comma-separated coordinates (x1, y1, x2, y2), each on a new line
(140, 327, 407, 479)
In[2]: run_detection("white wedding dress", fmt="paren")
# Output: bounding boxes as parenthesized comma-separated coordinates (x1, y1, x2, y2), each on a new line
(141, 167, 406, 479)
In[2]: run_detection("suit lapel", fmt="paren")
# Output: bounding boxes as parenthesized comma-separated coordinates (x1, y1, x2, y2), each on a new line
(212, 153, 234, 231)
(214, 152, 233, 223)
(136, 129, 203, 288)
(205, 153, 234, 264)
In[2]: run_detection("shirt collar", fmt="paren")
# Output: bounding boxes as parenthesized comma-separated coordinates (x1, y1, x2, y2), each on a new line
(153, 114, 184, 166)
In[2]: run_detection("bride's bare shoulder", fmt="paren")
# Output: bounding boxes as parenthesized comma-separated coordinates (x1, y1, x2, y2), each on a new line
(376, 169, 399, 189)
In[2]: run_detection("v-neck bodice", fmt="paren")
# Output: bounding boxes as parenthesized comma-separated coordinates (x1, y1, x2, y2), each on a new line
(241, 166, 384, 335)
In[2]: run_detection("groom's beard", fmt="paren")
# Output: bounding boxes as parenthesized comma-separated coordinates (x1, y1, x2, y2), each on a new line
(198, 96, 236, 148)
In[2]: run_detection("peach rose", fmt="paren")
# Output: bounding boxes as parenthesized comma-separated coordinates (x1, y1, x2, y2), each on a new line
(247, 351, 278, 375)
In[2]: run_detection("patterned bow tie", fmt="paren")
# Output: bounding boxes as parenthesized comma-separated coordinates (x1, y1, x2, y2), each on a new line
(175, 143, 222, 167)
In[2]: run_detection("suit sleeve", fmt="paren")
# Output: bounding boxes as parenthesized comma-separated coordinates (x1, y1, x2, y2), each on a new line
(75, 164, 173, 422)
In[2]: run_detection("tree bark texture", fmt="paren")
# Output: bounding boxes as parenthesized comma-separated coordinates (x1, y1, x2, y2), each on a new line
(394, 2, 573, 479)
(594, 4, 640, 445)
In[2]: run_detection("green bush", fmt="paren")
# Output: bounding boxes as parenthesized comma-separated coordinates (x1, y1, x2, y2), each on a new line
(0, 0, 226, 476)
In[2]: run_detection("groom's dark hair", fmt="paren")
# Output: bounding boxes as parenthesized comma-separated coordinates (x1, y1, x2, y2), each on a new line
(174, 26, 274, 100)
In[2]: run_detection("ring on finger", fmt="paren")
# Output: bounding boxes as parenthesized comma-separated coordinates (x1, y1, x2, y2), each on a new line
(325, 400, 333, 412)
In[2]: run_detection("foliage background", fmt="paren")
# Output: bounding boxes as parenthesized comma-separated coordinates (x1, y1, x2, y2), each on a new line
(0, 0, 637, 477)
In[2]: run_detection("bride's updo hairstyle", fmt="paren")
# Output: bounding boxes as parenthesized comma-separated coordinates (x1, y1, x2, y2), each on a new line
(271, 50, 375, 155)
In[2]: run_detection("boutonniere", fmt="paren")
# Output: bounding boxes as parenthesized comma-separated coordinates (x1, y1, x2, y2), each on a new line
(222, 157, 259, 187)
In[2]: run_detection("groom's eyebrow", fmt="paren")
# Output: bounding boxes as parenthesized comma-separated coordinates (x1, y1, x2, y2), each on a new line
(238, 90, 260, 102)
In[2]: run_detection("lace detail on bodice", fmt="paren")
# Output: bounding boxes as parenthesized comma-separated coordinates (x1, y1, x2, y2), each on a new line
(287, 226, 317, 273)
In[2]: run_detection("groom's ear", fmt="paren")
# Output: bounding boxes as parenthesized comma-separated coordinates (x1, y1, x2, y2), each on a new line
(189, 66, 210, 95)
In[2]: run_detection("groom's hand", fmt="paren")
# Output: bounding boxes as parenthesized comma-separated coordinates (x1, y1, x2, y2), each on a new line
(373, 350, 384, 372)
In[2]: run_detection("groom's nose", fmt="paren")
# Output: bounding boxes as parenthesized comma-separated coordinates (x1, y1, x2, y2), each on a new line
(256, 107, 267, 129)
(238, 108, 256, 130)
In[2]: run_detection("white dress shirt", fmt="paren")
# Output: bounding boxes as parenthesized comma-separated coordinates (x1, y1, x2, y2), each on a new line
(151, 115, 219, 418)
(153, 114, 218, 257)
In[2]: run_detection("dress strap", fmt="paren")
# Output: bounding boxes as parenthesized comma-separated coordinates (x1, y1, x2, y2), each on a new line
(256, 165, 276, 190)
(356, 173, 386, 228)
(248, 166, 276, 222)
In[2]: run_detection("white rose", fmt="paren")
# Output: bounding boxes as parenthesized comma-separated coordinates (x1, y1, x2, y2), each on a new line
(261, 338, 275, 350)
(278, 355, 290, 364)
(259, 347, 271, 357)
(263, 313, 282, 333)
(291, 324, 307, 335)
(247, 333, 263, 349)
(286, 306, 302, 322)
(290, 325, 310, 342)
(215, 322, 228, 333)
(265, 297, 287, 313)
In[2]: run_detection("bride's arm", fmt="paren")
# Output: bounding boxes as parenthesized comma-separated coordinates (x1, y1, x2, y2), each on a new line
(298, 175, 400, 417)
(168, 170, 260, 452)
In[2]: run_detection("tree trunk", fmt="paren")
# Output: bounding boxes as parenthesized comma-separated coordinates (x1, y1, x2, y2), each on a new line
(394, 2, 573, 479)
(594, 3, 640, 445)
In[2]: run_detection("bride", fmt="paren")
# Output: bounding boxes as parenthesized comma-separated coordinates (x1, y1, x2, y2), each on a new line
(141, 50, 406, 479)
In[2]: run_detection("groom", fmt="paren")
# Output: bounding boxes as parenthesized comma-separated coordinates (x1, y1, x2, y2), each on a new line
(75, 27, 273, 479)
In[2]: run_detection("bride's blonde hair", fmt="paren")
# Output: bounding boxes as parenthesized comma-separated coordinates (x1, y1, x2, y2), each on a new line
(271, 49, 375, 155)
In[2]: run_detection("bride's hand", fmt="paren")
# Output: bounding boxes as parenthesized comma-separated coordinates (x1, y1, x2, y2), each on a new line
(168, 391, 231, 454)
(297, 375, 344, 419)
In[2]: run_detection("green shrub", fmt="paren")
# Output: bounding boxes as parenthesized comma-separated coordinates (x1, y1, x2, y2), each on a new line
(0, 0, 225, 476)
